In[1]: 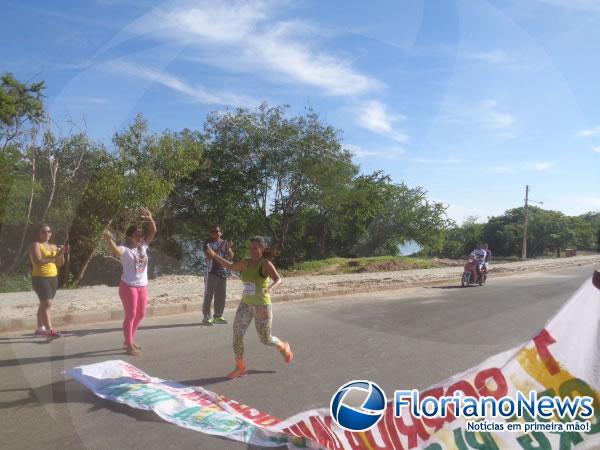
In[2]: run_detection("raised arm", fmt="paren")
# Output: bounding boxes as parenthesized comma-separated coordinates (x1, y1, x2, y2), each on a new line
(139, 207, 156, 245)
(103, 229, 124, 257)
(205, 246, 246, 272)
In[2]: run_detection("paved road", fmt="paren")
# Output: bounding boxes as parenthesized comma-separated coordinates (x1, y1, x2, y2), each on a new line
(1, 265, 597, 449)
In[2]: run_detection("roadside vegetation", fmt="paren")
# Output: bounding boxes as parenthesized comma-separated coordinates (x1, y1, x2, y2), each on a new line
(1, 73, 598, 292)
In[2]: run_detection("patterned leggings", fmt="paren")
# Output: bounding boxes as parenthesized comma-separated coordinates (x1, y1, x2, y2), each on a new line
(233, 302, 282, 359)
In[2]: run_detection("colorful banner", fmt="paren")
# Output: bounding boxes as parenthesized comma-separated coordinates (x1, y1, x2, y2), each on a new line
(66, 360, 316, 448)
(68, 274, 600, 449)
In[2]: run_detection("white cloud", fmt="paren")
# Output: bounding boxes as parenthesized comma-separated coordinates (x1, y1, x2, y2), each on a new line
(491, 162, 555, 174)
(412, 157, 462, 164)
(593, 147, 600, 153)
(551, 196, 600, 215)
(131, 1, 381, 97)
(344, 144, 377, 158)
(479, 100, 515, 129)
(444, 203, 498, 224)
(460, 49, 512, 65)
(356, 100, 407, 142)
(107, 61, 256, 107)
(345, 143, 405, 159)
(532, 162, 554, 172)
(142, 2, 266, 45)
(442, 99, 515, 134)
(578, 125, 600, 137)
(492, 165, 518, 174)
(56, 96, 108, 105)
(567, 196, 600, 210)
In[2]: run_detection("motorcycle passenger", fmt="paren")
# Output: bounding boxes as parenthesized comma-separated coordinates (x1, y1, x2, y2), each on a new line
(482, 243, 492, 271)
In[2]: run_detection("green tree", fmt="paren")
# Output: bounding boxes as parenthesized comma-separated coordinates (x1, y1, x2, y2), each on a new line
(0, 129, 109, 273)
(328, 171, 395, 256)
(352, 183, 451, 256)
(432, 217, 484, 259)
(0, 72, 45, 149)
(167, 103, 358, 265)
(65, 115, 204, 284)
(0, 73, 46, 271)
(480, 207, 591, 258)
(571, 212, 600, 250)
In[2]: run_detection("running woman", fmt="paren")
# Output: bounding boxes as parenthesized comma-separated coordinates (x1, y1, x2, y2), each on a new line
(103, 207, 156, 356)
(205, 236, 292, 378)
(29, 224, 68, 337)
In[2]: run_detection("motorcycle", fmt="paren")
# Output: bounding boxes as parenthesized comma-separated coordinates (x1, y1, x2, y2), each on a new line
(461, 257, 487, 287)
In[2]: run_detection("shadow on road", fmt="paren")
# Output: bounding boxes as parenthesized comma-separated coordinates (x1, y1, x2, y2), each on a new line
(180, 370, 277, 387)
(0, 348, 124, 368)
(428, 285, 478, 289)
(0, 321, 204, 343)
(0, 378, 163, 423)
(0, 379, 287, 449)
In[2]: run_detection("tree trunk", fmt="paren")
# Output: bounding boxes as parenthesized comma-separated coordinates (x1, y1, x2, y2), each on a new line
(41, 156, 58, 222)
(317, 222, 328, 257)
(77, 247, 97, 285)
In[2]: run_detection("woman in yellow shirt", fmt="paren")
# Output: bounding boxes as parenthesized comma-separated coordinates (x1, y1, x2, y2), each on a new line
(28, 224, 68, 337)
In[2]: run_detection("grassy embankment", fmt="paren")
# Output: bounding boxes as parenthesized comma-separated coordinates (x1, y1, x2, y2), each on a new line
(281, 255, 460, 276)
(0, 274, 31, 293)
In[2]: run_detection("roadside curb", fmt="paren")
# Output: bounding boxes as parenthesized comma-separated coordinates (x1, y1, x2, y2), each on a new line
(2, 258, 599, 334)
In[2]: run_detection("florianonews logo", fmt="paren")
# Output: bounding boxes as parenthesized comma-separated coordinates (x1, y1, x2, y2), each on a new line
(330, 380, 387, 432)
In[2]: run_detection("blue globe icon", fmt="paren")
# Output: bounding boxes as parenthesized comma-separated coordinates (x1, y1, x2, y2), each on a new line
(330, 380, 387, 432)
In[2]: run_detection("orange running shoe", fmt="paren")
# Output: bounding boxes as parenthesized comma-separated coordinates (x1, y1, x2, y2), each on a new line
(279, 342, 293, 363)
(227, 359, 247, 379)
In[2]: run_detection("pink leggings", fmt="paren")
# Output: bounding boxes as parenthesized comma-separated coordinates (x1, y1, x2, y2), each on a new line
(119, 282, 148, 346)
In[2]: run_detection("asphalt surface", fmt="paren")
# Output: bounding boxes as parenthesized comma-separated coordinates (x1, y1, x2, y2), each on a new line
(0, 264, 598, 450)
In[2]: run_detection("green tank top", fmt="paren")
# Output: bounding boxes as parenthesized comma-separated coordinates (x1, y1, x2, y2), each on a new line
(240, 258, 271, 305)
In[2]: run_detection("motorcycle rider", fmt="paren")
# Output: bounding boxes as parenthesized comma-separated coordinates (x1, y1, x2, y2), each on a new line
(470, 243, 487, 283)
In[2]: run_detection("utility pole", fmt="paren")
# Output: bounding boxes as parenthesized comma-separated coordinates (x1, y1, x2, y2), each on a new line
(521, 185, 543, 260)
(522, 185, 529, 260)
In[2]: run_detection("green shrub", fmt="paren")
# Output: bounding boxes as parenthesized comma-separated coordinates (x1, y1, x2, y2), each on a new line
(0, 273, 31, 293)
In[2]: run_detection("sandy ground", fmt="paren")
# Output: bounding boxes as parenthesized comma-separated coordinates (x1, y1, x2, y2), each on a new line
(2, 255, 600, 325)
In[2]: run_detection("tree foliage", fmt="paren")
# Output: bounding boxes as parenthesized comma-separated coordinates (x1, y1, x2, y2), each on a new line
(0, 72, 45, 149)
(165, 104, 451, 266)
(434, 208, 600, 259)
(65, 115, 204, 284)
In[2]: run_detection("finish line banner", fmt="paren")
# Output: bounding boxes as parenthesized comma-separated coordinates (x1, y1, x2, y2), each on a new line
(68, 275, 600, 449)
(66, 360, 314, 448)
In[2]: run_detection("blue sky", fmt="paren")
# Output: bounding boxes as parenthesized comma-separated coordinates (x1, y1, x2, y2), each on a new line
(2, 0, 599, 223)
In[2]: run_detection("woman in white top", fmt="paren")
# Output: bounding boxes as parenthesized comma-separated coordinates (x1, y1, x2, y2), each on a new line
(103, 207, 156, 356)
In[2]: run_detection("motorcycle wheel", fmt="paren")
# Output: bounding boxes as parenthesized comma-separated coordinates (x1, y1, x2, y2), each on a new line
(462, 272, 471, 287)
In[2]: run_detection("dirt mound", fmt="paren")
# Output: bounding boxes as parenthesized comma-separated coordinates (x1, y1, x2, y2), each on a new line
(430, 258, 466, 267)
(359, 258, 463, 273)
(360, 261, 424, 272)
